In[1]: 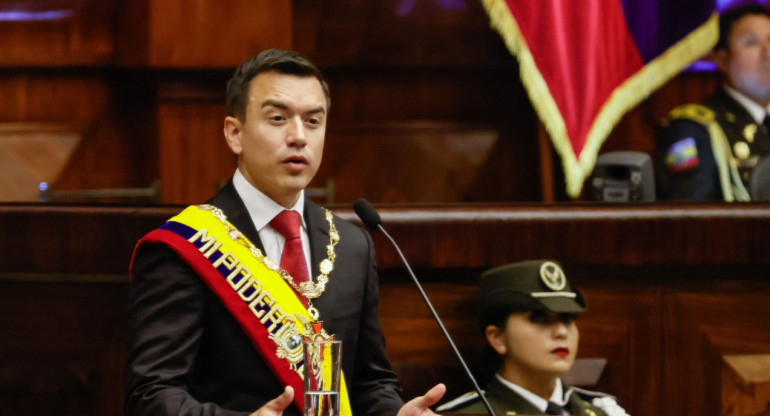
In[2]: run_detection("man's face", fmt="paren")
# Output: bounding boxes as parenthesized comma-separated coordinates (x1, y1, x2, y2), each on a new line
(224, 71, 327, 208)
(716, 14, 770, 106)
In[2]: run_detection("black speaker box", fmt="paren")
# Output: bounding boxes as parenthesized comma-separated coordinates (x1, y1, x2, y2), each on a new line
(589, 151, 655, 202)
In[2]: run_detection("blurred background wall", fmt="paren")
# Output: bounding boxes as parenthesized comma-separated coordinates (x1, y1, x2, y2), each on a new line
(0, 0, 719, 205)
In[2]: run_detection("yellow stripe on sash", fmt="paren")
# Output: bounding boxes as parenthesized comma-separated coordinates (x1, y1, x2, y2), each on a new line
(171, 205, 352, 416)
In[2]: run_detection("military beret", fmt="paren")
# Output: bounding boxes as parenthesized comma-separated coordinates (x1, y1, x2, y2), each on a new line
(479, 260, 586, 326)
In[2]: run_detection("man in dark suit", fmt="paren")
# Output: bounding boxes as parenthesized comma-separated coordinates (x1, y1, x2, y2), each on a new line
(125, 49, 445, 416)
(655, 4, 770, 201)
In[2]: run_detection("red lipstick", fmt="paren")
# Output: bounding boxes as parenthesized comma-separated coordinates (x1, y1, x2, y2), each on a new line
(551, 347, 569, 357)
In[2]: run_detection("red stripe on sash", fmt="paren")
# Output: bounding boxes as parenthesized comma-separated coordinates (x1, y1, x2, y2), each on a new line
(131, 228, 305, 413)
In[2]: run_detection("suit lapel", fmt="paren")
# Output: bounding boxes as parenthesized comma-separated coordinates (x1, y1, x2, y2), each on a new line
(206, 181, 265, 253)
(209, 185, 334, 315)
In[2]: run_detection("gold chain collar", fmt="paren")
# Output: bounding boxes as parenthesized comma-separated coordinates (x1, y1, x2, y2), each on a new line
(199, 204, 340, 321)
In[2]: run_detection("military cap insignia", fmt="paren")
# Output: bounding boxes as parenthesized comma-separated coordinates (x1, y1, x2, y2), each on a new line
(540, 261, 566, 291)
(743, 124, 757, 143)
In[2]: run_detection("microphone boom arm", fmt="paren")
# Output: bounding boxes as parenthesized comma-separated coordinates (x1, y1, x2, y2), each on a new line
(376, 224, 496, 416)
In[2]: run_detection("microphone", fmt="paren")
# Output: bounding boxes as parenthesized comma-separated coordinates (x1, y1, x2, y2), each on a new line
(353, 198, 496, 416)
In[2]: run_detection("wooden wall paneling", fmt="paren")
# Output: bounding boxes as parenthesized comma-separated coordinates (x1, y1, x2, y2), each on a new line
(0, 73, 108, 127)
(0, 123, 81, 201)
(0, 280, 127, 416)
(317, 68, 540, 203)
(0, 71, 160, 199)
(53, 71, 160, 193)
(118, 0, 293, 68)
(722, 355, 770, 416)
(569, 274, 663, 416)
(296, 0, 543, 203)
(316, 122, 499, 204)
(378, 277, 485, 401)
(538, 123, 556, 203)
(157, 79, 235, 204)
(0, 205, 172, 275)
(0, 0, 116, 66)
(0, 74, 106, 201)
(660, 273, 770, 416)
(293, 0, 514, 68)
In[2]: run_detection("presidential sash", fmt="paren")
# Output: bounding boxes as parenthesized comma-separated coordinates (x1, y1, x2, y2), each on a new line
(130, 205, 352, 415)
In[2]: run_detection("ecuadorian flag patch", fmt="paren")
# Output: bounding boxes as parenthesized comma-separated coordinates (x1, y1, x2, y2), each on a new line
(665, 137, 699, 173)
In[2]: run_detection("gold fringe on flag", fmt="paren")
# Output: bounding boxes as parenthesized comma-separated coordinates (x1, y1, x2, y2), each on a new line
(480, 0, 718, 198)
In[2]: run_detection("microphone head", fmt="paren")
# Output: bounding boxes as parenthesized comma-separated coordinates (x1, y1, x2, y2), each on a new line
(353, 198, 382, 229)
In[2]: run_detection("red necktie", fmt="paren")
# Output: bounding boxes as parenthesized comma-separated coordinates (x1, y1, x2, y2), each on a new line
(270, 210, 310, 306)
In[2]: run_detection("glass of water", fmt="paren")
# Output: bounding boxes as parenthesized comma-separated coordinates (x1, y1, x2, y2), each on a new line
(303, 339, 342, 416)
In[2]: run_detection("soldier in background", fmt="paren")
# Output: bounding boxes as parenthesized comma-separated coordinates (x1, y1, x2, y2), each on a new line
(655, 4, 770, 201)
(437, 260, 628, 416)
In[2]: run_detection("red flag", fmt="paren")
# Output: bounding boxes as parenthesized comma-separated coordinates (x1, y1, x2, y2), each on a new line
(481, 0, 717, 197)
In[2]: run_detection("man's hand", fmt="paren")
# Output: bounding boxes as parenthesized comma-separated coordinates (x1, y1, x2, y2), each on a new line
(397, 383, 446, 416)
(249, 386, 295, 416)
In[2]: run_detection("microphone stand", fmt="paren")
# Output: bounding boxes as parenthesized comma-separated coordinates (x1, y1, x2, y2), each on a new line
(376, 224, 496, 416)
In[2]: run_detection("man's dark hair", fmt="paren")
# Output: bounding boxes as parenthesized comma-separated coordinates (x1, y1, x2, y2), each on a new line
(715, 3, 770, 51)
(226, 49, 330, 122)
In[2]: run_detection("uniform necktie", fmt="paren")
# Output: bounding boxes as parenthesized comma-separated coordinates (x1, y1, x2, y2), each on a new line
(545, 401, 565, 415)
(270, 210, 310, 306)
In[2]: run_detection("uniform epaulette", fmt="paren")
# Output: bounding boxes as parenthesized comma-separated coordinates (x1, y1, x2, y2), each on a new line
(664, 103, 715, 126)
(435, 390, 481, 413)
(570, 386, 615, 401)
(570, 387, 629, 416)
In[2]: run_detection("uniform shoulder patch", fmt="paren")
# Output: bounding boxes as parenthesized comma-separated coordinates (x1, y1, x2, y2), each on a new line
(666, 104, 715, 126)
(435, 390, 481, 413)
(665, 137, 699, 173)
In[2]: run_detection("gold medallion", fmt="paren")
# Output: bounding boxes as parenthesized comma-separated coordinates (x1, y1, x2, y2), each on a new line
(272, 314, 333, 371)
(733, 142, 751, 160)
(199, 204, 340, 323)
(743, 124, 757, 143)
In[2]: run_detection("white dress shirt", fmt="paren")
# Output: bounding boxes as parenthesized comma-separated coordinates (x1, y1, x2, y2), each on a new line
(723, 84, 770, 125)
(231, 168, 312, 277)
(495, 373, 573, 415)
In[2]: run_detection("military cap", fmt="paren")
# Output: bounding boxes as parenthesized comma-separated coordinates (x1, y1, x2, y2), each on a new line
(479, 260, 586, 326)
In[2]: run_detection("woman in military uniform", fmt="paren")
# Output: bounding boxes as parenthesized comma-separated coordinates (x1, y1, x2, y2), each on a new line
(437, 260, 629, 416)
